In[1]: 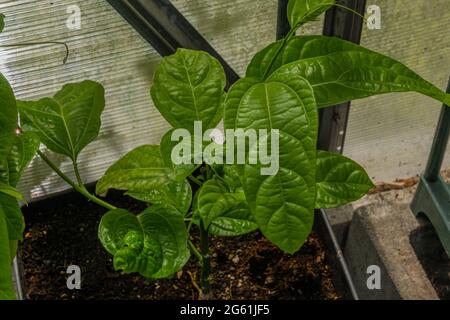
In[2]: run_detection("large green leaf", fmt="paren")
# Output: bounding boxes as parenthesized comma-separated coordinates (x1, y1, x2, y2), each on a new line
(160, 129, 199, 181)
(96, 145, 192, 214)
(0, 73, 18, 182)
(248, 35, 450, 107)
(208, 203, 257, 237)
(96, 145, 169, 194)
(125, 178, 192, 216)
(224, 74, 318, 253)
(197, 180, 257, 236)
(151, 48, 226, 132)
(98, 206, 190, 279)
(0, 183, 24, 202)
(287, 0, 335, 28)
(4, 132, 40, 187)
(0, 207, 15, 300)
(18, 81, 105, 161)
(277, 50, 450, 107)
(0, 194, 24, 241)
(247, 35, 362, 79)
(315, 151, 374, 208)
(221, 165, 243, 190)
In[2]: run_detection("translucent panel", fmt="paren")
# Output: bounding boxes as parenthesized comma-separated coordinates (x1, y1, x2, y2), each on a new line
(344, 0, 450, 182)
(172, 0, 324, 76)
(0, 0, 305, 200)
(0, 0, 166, 199)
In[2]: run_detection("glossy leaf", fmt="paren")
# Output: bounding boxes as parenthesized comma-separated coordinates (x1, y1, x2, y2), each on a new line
(255, 36, 450, 108)
(0, 183, 24, 202)
(126, 178, 192, 216)
(247, 35, 362, 79)
(96, 145, 192, 214)
(0, 73, 18, 183)
(98, 206, 190, 279)
(160, 129, 199, 181)
(96, 145, 169, 194)
(197, 180, 257, 236)
(287, 0, 335, 28)
(151, 48, 226, 132)
(224, 74, 318, 253)
(5, 132, 40, 187)
(0, 71, 20, 300)
(0, 207, 15, 300)
(209, 202, 257, 237)
(315, 151, 374, 208)
(0, 194, 24, 241)
(222, 165, 243, 190)
(18, 81, 105, 161)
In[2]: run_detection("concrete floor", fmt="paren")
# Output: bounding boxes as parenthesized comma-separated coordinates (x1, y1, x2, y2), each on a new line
(327, 170, 450, 299)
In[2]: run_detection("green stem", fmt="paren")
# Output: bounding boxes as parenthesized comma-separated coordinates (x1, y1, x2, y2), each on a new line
(187, 217, 194, 233)
(330, 3, 368, 24)
(73, 161, 84, 187)
(262, 2, 367, 80)
(262, 24, 298, 80)
(188, 175, 203, 187)
(37, 151, 117, 211)
(0, 41, 69, 63)
(188, 239, 203, 263)
(208, 165, 227, 184)
(199, 221, 211, 299)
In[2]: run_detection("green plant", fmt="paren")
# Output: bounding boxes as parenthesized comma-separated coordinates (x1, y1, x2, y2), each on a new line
(0, 13, 67, 300)
(1, 0, 449, 299)
(0, 72, 41, 300)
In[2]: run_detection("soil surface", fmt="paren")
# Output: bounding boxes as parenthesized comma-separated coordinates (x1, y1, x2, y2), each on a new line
(20, 190, 342, 300)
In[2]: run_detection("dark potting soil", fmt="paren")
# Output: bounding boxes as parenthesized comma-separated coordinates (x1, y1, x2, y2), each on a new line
(20, 190, 342, 300)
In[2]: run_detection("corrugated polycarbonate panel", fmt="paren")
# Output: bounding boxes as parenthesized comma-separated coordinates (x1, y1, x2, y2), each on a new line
(0, 0, 166, 199)
(1, 0, 321, 200)
(171, 0, 324, 76)
(344, 0, 450, 182)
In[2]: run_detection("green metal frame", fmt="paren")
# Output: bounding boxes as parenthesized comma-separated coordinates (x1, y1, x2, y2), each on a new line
(411, 78, 450, 257)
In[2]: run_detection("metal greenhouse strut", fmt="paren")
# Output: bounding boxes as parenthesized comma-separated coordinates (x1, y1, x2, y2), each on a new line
(411, 77, 450, 258)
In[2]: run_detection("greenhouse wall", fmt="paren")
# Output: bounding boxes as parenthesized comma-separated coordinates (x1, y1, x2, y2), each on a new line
(1, 0, 449, 303)
(344, 0, 450, 182)
(0, 0, 323, 200)
(1, 0, 448, 198)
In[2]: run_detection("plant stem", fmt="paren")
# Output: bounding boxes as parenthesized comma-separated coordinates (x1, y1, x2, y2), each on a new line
(262, 3, 366, 81)
(188, 239, 203, 263)
(330, 3, 367, 24)
(262, 25, 298, 80)
(199, 221, 211, 299)
(73, 161, 84, 187)
(209, 165, 223, 179)
(188, 175, 203, 186)
(37, 150, 117, 211)
(186, 215, 194, 233)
